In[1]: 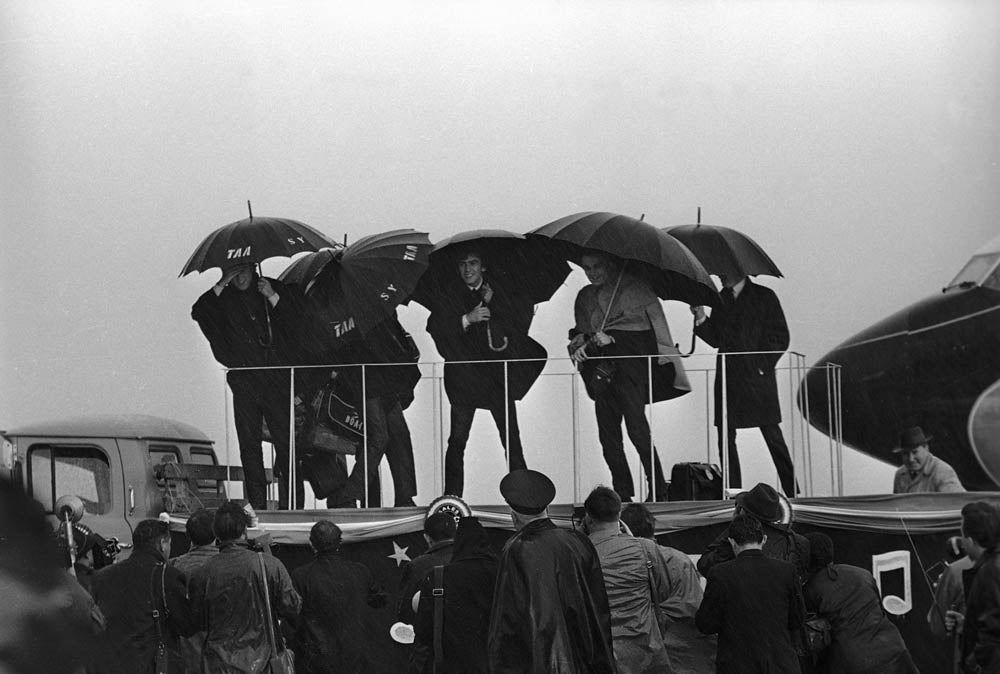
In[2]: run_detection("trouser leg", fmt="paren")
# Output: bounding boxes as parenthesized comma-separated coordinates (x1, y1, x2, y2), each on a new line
(595, 393, 634, 500)
(488, 398, 526, 472)
(229, 374, 270, 509)
(444, 405, 476, 497)
(348, 397, 390, 508)
(260, 371, 303, 510)
(618, 383, 668, 499)
(760, 424, 796, 496)
(717, 425, 741, 490)
(383, 399, 417, 504)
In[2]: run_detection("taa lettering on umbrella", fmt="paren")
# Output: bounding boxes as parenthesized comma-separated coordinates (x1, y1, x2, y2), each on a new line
(286, 236, 306, 245)
(227, 246, 252, 259)
(403, 245, 418, 261)
(332, 317, 356, 338)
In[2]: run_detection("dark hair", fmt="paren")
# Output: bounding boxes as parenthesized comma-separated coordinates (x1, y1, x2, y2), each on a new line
(620, 503, 656, 539)
(805, 531, 834, 571)
(584, 486, 622, 523)
(309, 520, 342, 553)
(424, 512, 457, 542)
(133, 519, 171, 552)
(728, 514, 764, 546)
(214, 501, 248, 542)
(185, 508, 216, 547)
(454, 246, 486, 266)
(962, 502, 1000, 552)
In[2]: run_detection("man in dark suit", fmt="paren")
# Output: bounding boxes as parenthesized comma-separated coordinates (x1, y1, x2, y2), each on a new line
(696, 514, 805, 674)
(426, 248, 546, 497)
(693, 273, 794, 495)
(191, 262, 308, 509)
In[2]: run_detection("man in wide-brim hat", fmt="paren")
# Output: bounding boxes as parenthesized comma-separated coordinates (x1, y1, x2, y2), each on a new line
(892, 426, 965, 494)
(696, 482, 811, 582)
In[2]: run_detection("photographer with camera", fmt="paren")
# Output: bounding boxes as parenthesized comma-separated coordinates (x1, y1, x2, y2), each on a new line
(569, 251, 690, 502)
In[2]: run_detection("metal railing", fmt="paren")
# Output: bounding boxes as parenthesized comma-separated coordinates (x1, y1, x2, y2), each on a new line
(220, 350, 843, 508)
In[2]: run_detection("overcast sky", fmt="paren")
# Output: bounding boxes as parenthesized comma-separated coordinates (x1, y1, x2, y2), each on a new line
(2, 0, 997, 503)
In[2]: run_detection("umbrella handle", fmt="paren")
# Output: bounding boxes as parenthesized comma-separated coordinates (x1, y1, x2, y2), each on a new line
(676, 317, 697, 357)
(257, 262, 275, 348)
(487, 324, 508, 352)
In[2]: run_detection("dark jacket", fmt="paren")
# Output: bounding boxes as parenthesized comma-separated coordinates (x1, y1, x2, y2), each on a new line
(189, 541, 301, 674)
(426, 276, 546, 408)
(963, 550, 1000, 674)
(695, 549, 805, 674)
(804, 563, 918, 674)
(694, 279, 789, 428)
(191, 276, 308, 383)
(90, 548, 197, 674)
(412, 517, 498, 674)
(397, 539, 456, 624)
(290, 550, 387, 674)
(487, 518, 617, 674)
(698, 520, 810, 583)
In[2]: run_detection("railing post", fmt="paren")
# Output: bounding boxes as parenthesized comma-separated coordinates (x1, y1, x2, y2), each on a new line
(571, 362, 580, 504)
(720, 353, 729, 496)
(647, 353, 655, 502)
(503, 359, 511, 472)
(361, 364, 369, 508)
(288, 366, 296, 510)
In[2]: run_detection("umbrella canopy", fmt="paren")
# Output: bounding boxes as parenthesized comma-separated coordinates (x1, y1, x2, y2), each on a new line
(278, 229, 432, 333)
(408, 229, 570, 310)
(179, 209, 336, 277)
(527, 212, 717, 306)
(664, 223, 782, 280)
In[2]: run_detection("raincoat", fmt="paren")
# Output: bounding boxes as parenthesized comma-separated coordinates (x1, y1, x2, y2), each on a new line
(487, 518, 617, 674)
(804, 563, 918, 673)
(588, 527, 671, 673)
(189, 541, 301, 674)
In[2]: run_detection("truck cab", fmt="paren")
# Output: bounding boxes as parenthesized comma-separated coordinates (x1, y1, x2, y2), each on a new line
(1, 414, 223, 546)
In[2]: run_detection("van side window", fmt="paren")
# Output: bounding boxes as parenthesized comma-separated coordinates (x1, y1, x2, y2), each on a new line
(190, 446, 222, 494)
(149, 445, 181, 466)
(29, 445, 112, 515)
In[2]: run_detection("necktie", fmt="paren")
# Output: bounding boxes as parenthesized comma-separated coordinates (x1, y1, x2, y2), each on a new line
(722, 288, 735, 305)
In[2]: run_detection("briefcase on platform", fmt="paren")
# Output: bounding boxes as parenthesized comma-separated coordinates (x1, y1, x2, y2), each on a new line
(668, 462, 722, 501)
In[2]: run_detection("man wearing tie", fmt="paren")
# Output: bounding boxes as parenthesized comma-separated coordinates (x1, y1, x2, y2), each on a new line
(425, 248, 546, 497)
(692, 273, 795, 496)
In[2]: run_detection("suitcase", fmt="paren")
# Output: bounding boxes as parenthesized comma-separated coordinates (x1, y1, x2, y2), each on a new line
(668, 462, 723, 501)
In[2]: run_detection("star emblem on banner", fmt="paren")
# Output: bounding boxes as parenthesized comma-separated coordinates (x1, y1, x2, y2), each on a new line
(388, 540, 411, 566)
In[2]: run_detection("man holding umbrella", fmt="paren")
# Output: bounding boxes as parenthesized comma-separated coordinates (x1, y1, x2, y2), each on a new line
(692, 272, 795, 496)
(425, 244, 548, 498)
(191, 262, 307, 510)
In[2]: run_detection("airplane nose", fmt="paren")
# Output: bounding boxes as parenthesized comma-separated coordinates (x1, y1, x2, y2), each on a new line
(970, 378, 1000, 485)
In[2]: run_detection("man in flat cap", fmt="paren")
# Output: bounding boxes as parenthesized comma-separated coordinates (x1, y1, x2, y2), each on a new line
(487, 469, 617, 674)
(892, 425, 965, 494)
(696, 482, 810, 583)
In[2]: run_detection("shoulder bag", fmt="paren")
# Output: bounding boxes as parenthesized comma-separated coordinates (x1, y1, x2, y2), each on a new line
(150, 563, 169, 674)
(258, 552, 295, 674)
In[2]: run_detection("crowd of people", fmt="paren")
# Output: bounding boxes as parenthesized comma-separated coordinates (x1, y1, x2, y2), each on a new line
(5, 468, 998, 673)
(193, 239, 799, 510)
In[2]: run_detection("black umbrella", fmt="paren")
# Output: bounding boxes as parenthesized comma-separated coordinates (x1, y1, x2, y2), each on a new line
(408, 229, 570, 310)
(664, 223, 782, 280)
(179, 202, 336, 277)
(278, 229, 432, 333)
(527, 212, 717, 307)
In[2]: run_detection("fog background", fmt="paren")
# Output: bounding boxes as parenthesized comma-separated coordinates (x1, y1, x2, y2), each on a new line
(3, 0, 997, 505)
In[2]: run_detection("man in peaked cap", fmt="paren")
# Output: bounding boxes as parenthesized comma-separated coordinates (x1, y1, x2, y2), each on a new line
(696, 482, 810, 583)
(892, 425, 965, 494)
(487, 470, 617, 674)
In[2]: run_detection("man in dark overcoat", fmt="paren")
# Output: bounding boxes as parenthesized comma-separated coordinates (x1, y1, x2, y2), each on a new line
(693, 273, 795, 495)
(426, 247, 546, 497)
(90, 519, 197, 674)
(192, 262, 308, 509)
(411, 516, 498, 674)
(487, 469, 617, 674)
(696, 514, 805, 674)
(290, 520, 386, 674)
